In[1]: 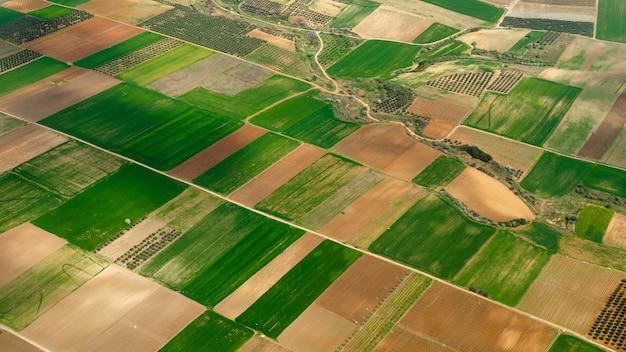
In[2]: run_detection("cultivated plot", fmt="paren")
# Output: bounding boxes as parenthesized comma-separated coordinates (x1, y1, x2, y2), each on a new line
(374, 0, 484, 29)
(596, 0, 626, 44)
(575, 204, 613, 243)
(0, 329, 41, 352)
(78, 0, 172, 25)
(604, 213, 626, 249)
(353, 6, 433, 43)
(0, 57, 69, 97)
(412, 154, 465, 188)
(74, 31, 165, 69)
(0, 124, 67, 173)
(578, 89, 626, 160)
(406, 87, 478, 124)
(413, 22, 459, 44)
(1, 0, 48, 12)
(458, 29, 531, 52)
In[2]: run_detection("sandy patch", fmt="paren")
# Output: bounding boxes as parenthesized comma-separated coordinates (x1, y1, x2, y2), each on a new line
(0, 0, 48, 12)
(309, 0, 346, 16)
(577, 89, 626, 160)
(604, 213, 626, 248)
(508, 2, 596, 22)
(374, 0, 484, 29)
(78, 0, 173, 25)
(407, 95, 476, 124)
(0, 330, 43, 352)
(353, 6, 433, 43)
(229, 144, 325, 206)
(0, 67, 121, 122)
(0, 223, 66, 288)
(215, 233, 323, 320)
(169, 124, 266, 180)
(0, 124, 67, 173)
(239, 335, 291, 352)
(423, 119, 455, 139)
(458, 29, 531, 52)
(247, 29, 294, 52)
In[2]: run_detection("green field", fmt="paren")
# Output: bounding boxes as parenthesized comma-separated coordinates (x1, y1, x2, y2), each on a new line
(14, 141, 126, 198)
(161, 311, 253, 352)
(236, 240, 362, 338)
(256, 154, 365, 220)
(243, 44, 310, 78)
(596, 0, 626, 44)
(454, 231, 551, 306)
(74, 32, 164, 69)
(327, 40, 421, 79)
(576, 204, 614, 243)
(413, 22, 459, 44)
(329, 0, 379, 29)
(249, 91, 326, 130)
(0, 114, 26, 136)
(548, 334, 606, 352)
(508, 31, 545, 56)
(179, 75, 310, 120)
(193, 133, 299, 194)
(464, 77, 582, 146)
(41, 84, 243, 171)
(117, 44, 214, 86)
(422, 0, 504, 23)
(182, 221, 304, 306)
(513, 221, 560, 252)
(0, 173, 62, 233)
(583, 164, 626, 198)
(140, 202, 265, 290)
(520, 152, 592, 198)
(27, 5, 73, 19)
(369, 193, 495, 279)
(47, 0, 89, 6)
(33, 164, 185, 251)
(412, 155, 465, 188)
(0, 57, 69, 97)
(0, 7, 23, 25)
(417, 40, 471, 61)
(0, 245, 107, 330)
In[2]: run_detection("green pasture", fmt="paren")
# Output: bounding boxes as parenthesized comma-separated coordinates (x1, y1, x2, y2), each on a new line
(14, 140, 126, 198)
(417, 40, 470, 61)
(182, 221, 304, 306)
(412, 155, 465, 188)
(249, 91, 326, 130)
(0, 114, 25, 136)
(583, 164, 626, 198)
(422, 0, 504, 23)
(327, 40, 421, 79)
(0, 7, 23, 25)
(464, 77, 581, 146)
(0, 245, 107, 330)
(454, 231, 551, 306)
(74, 32, 164, 69)
(513, 221, 560, 252)
(256, 154, 365, 220)
(236, 240, 362, 338)
(369, 193, 495, 279)
(0, 57, 69, 97)
(329, 0, 379, 29)
(596, 0, 626, 44)
(33, 164, 185, 251)
(520, 152, 591, 198)
(27, 5, 73, 19)
(509, 31, 544, 56)
(140, 202, 265, 290)
(413, 22, 459, 44)
(193, 133, 299, 195)
(548, 334, 606, 352)
(161, 311, 253, 352)
(576, 205, 613, 243)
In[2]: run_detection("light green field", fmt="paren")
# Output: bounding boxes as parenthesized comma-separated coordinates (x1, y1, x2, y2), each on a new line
(575, 204, 614, 243)
(249, 91, 325, 130)
(412, 155, 465, 188)
(422, 0, 504, 23)
(548, 334, 606, 352)
(329, 0, 379, 29)
(151, 188, 223, 233)
(27, 5, 73, 19)
(0, 57, 69, 97)
(508, 31, 545, 56)
(596, 0, 626, 44)
(413, 22, 459, 44)
(513, 221, 560, 252)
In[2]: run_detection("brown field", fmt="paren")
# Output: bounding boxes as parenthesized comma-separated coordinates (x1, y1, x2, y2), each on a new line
(375, 327, 453, 352)
(0, 67, 121, 122)
(375, 0, 484, 29)
(229, 144, 325, 206)
(215, 233, 323, 320)
(450, 126, 542, 173)
(332, 123, 441, 181)
(239, 335, 291, 352)
(309, 0, 346, 16)
(0, 223, 66, 288)
(400, 281, 558, 351)
(458, 29, 531, 52)
(423, 119, 455, 139)
(508, 2, 596, 22)
(247, 29, 295, 52)
(22, 265, 203, 352)
(319, 178, 420, 242)
(407, 95, 476, 124)
(1, 0, 47, 12)
(446, 167, 535, 221)
(0, 124, 67, 173)
(604, 213, 626, 249)
(24, 17, 144, 63)
(168, 124, 266, 179)
(79, 0, 173, 25)
(577, 90, 626, 160)
(353, 6, 433, 43)
(0, 330, 43, 352)
(518, 255, 625, 334)
(96, 219, 165, 261)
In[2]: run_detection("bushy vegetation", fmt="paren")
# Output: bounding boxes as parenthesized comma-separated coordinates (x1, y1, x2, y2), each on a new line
(461, 144, 492, 162)
(575, 205, 614, 243)
(412, 155, 465, 188)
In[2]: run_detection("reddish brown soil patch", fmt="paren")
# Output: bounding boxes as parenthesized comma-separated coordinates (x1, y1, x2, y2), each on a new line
(518, 255, 625, 334)
(1, 0, 48, 12)
(169, 124, 266, 179)
(578, 90, 626, 160)
(406, 95, 475, 124)
(229, 144, 325, 206)
(423, 119, 455, 139)
(604, 213, 626, 249)
(383, 141, 441, 181)
(0, 67, 121, 122)
(24, 17, 143, 63)
(215, 233, 323, 320)
(0, 330, 43, 352)
(79, 0, 172, 25)
(400, 281, 558, 351)
(247, 29, 294, 52)
(376, 327, 453, 351)
(0, 223, 66, 288)
(0, 124, 67, 173)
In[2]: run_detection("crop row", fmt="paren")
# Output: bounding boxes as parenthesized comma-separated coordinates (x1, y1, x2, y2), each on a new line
(245, 43, 309, 77)
(0, 49, 40, 73)
(486, 69, 523, 94)
(241, 0, 285, 16)
(283, 0, 332, 26)
(95, 37, 182, 76)
(588, 280, 626, 350)
(318, 33, 358, 67)
(373, 82, 414, 114)
(115, 227, 182, 270)
(427, 71, 494, 96)
(501, 17, 594, 37)
(536, 31, 560, 46)
(1, 10, 93, 44)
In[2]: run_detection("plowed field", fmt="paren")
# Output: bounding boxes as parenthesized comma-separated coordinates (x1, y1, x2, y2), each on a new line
(0, 124, 67, 173)
(1, 0, 48, 12)
(78, 0, 172, 24)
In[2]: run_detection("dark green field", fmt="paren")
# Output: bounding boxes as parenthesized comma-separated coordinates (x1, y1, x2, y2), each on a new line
(520, 152, 592, 198)
(422, 0, 504, 23)
(369, 193, 495, 279)
(182, 221, 304, 306)
(575, 205, 613, 243)
(412, 155, 465, 188)
(161, 311, 253, 352)
(27, 5, 73, 19)
(548, 334, 606, 352)
(33, 164, 185, 251)
(583, 164, 626, 198)
(0, 7, 23, 25)
(596, 0, 626, 44)
(327, 40, 421, 78)
(47, 0, 89, 6)
(74, 32, 164, 69)
(193, 133, 299, 195)
(413, 22, 459, 44)
(513, 221, 560, 252)
(0, 57, 69, 97)
(509, 31, 545, 56)
(236, 240, 362, 338)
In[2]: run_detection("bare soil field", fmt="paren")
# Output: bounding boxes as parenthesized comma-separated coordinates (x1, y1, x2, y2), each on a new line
(0, 67, 121, 122)
(79, 0, 173, 25)
(1, 0, 48, 12)
(0, 223, 66, 288)
(239, 335, 291, 352)
(215, 233, 323, 320)
(150, 54, 272, 96)
(508, 2, 596, 22)
(407, 95, 476, 124)
(400, 281, 558, 351)
(577, 89, 626, 160)
(278, 303, 356, 352)
(0, 124, 67, 173)
(446, 167, 535, 221)
(309, 0, 346, 17)
(247, 29, 294, 52)
(229, 144, 325, 206)
(0, 330, 42, 352)
(383, 141, 441, 181)
(458, 29, 531, 52)
(375, 327, 453, 351)
(423, 119, 455, 139)
(604, 213, 626, 248)
(450, 126, 542, 173)
(24, 17, 144, 63)
(353, 6, 433, 43)
(375, 0, 484, 29)
(96, 219, 165, 261)
(169, 124, 266, 180)
(518, 255, 625, 334)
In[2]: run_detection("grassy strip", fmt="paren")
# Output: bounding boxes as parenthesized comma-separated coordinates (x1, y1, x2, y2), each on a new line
(412, 155, 465, 188)
(74, 32, 164, 69)
(508, 31, 545, 56)
(548, 334, 606, 352)
(27, 5, 73, 19)
(0, 57, 69, 97)
(513, 221, 560, 252)
(422, 0, 504, 23)
(413, 22, 459, 44)
(575, 204, 613, 243)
